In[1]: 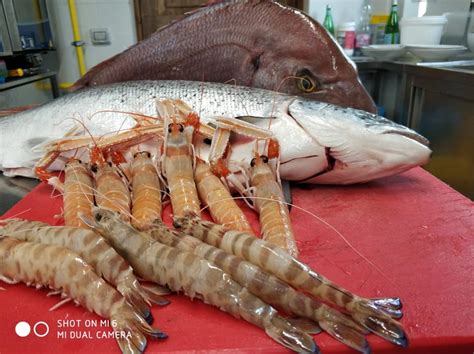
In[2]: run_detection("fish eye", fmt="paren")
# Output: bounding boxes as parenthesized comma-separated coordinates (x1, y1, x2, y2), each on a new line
(95, 214, 102, 222)
(261, 155, 269, 163)
(296, 70, 319, 93)
(178, 124, 184, 132)
(146, 152, 151, 158)
(250, 158, 256, 167)
(167, 123, 173, 133)
(91, 164, 98, 173)
(133, 152, 140, 159)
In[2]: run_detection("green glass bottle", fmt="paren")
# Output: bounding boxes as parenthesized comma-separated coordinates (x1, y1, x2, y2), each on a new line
(384, 0, 400, 44)
(323, 5, 335, 37)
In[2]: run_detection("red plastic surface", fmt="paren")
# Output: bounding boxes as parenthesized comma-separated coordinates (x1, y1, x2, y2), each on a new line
(1, 167, 473, 354)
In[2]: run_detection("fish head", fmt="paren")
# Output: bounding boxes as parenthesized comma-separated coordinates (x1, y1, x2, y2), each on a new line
(249, 3, 376, 113)
(283, 98, 432, 184)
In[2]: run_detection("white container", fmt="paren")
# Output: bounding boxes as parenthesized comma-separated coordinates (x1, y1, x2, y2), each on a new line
(337, 22, 356, 56)
(468, 32, 474, 53)
(400, 16, 447, 45)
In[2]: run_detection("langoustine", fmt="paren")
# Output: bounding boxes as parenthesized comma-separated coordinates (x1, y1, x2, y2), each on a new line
(0, 236, 166, 353)
(92, 155, 131, 222)
(161, 121, 201, 218)
(130, 151, 162, 230)
(89, 207, 317, 353)
(0, 218, 170, 321)
(194, 159, 254, 234)
(248, 153, 298, 257)
(63, 159, 95, 228)
(173, 216, 407, 348)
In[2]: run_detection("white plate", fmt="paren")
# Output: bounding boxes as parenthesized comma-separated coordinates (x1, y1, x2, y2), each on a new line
(406, 45, 467, 62)
(361, 45, 406, 61)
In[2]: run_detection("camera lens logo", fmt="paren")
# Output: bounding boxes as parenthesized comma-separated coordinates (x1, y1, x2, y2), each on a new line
(15, 321, 49, 338)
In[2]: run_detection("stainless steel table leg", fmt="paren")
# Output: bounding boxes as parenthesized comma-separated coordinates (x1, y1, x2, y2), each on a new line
(50, 74, 60, 98)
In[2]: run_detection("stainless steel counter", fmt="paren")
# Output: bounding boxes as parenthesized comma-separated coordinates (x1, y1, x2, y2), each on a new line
(356, 59, 474, 199)
(0, 172, 39, 215)
(0, 71, 60, 98)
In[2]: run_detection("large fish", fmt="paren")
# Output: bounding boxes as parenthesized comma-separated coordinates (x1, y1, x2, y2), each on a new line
(71, 0, 376, 113)
(0, 81, 430, 184)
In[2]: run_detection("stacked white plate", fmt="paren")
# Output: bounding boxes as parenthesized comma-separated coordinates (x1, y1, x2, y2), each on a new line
(361, 45, 406, 61)
(406, 45, 467, 62)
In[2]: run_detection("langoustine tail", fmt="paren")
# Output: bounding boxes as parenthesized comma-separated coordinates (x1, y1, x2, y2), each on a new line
(265, 316, 319, 353)
(352, 301, 408, 348)
(368, 297, 403, 318)
(317, 310, 371, 354)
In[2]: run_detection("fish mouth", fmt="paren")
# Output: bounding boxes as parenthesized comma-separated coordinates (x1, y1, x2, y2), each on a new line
(381, 129, 430, 147)
(351, 108, 431, 147)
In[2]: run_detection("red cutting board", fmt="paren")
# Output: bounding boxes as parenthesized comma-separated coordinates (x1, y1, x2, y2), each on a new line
(0, 167, 473, 354)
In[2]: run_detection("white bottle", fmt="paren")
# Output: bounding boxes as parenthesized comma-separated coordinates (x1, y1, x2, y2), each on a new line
(355, 0, 372, 56)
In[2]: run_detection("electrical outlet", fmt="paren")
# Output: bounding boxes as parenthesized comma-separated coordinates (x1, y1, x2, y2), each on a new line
(90, 29, 111, 45)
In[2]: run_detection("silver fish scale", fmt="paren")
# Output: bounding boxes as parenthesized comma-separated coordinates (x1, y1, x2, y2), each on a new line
(0, 81, 288, 171)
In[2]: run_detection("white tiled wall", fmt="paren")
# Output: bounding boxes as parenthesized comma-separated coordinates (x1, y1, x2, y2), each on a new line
(47, 0, 137, 85)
